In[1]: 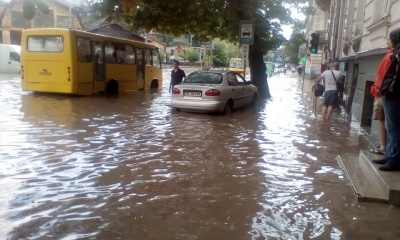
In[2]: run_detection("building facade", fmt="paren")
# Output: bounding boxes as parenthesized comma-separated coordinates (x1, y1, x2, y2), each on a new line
(0, 0, 82, 45)
(307, 0, 400, 142)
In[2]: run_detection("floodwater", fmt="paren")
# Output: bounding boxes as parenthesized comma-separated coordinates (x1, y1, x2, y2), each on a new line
(1, 69, 400, 240)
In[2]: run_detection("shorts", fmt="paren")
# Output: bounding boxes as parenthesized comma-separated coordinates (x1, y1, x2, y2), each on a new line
(373, 97, 385, 121)
(323, 90, 338, 107)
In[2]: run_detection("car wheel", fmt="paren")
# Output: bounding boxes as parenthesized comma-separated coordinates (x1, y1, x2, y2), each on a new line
(250, 93, 257, 106)
(223, 101, 233, 114)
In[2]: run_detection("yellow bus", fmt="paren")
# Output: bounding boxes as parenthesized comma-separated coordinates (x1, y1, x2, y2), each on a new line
(20, 28, 163, 95)
(228, 58, 250, 76)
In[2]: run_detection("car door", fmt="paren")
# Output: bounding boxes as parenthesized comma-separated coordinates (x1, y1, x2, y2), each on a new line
(233, 72, 251, 107)
(226, 72, 243, 108)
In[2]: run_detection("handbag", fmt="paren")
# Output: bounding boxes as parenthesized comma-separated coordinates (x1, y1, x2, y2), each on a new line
(312, 82, 325, 97)
(379, 51, 399, 97)
(331, 70, 343, 91)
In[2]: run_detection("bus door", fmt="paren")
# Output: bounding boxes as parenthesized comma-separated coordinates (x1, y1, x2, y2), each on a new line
(136, 48, 145, 90)
(93, 42, 105, 93)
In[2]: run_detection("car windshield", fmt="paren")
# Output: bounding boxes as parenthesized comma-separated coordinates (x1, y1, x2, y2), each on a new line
(183, 72, 222, 84)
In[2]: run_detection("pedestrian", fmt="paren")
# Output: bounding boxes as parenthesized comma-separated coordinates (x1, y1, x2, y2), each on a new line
(315, 61, 342, 120)
(170, 60, 186, 93)
(336, 76, 345, 106)
(297, 65, 303, 80)
(369, 37, 394, 156)
(372, 27, 400, 171)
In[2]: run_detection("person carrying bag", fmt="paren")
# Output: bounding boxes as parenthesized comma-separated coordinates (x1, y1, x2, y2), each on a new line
(315, 62, 342, 119)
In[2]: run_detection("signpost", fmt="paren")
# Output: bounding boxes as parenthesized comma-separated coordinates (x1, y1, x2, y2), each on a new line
(239, 20, 254, 79)
(200, 45, 206, 69)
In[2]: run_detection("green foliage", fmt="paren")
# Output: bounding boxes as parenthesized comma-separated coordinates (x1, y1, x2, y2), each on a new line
(169, 40, 188, 47)
(212, 42, 228, 67)
(283, 31, 306, 64)
(96, 0, 309, 54)
(23, 0, 36, 20)
(22, 0, 50, 20)
(186, 48, 200, 63)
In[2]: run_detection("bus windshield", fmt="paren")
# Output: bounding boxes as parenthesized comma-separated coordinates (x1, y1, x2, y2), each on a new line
(229, 59, 245, 68)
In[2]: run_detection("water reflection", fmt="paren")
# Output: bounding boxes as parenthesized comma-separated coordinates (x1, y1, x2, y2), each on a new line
(1, 71, 400, 239)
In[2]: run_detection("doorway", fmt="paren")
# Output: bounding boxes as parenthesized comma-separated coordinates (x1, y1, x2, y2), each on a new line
(136, 48, 145, 90)
(93, 42, 105, 93)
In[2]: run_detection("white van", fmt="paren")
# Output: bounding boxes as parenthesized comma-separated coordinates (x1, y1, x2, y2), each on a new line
(0, 44, 21, 74)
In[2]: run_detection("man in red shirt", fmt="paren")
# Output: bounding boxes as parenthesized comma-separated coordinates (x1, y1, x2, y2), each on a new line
(369, 38, 394, 155)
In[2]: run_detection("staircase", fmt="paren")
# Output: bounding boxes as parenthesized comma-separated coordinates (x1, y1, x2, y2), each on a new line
(338, 150, 400, 206)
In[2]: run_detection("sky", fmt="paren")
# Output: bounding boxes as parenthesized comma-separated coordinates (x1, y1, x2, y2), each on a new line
(282, 7, 307, 40)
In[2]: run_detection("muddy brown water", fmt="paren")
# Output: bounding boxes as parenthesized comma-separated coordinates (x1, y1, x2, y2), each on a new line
(1, 70, 400, 240)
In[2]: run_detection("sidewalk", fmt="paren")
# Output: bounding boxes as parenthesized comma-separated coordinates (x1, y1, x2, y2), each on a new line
(300, 72, 400, 206)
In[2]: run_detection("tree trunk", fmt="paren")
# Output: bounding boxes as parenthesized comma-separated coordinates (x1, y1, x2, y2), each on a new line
(249, 50, 271, 99)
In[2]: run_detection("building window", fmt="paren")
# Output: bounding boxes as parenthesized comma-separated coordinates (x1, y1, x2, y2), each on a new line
(11, 11, 30, 28)
(382, 0, 390, 17)
(34, 10, 54, 28)
(57, 16, 69, 28)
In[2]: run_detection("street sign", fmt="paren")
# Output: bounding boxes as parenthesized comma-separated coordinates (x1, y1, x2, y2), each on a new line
(277, 49, 284, 56)
(200, 45, 206, 51)
(242, 44, 249, 60)
(275, 55, 283, 62)
(239, 20, 254, 45)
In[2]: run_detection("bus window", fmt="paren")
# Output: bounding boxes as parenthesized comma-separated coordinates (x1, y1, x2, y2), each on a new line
(115, 44, 125, 63)
(151, 49, 161, 68)
(28, 36, 64, 52)
(125, 45, 135, 64)
(144, 48, 151, 65)
(77, 37, 91, 62)
(105, 42, 116, 63)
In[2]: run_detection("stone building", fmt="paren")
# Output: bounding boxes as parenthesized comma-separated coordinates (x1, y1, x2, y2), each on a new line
(0, 0, 82, 45)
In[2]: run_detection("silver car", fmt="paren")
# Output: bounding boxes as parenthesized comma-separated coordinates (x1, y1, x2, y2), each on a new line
(171, 70, 258, 113)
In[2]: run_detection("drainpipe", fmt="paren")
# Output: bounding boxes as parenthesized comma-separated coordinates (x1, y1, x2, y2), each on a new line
(332, 0, 341, 62)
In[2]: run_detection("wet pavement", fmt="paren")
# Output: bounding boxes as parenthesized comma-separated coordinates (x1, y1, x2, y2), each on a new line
(1, 70, 400, 239)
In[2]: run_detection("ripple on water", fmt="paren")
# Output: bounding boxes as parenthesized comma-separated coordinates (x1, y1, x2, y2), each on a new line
(2, 72, 399, 239)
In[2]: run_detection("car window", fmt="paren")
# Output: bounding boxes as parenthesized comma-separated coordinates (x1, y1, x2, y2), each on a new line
(184, 72, 222, 84)
(235, 73, 245, 86)
(227, 72, 239, 86)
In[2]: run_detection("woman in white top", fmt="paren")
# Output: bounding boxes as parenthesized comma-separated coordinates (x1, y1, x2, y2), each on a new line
(316, 62, 342, 119)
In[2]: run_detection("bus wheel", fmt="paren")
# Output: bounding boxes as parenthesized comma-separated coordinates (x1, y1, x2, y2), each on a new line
(106, 79, 119, 95)
(150, 79, 159, 89)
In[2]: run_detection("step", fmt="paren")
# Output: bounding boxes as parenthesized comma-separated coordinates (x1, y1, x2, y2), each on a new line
(338, 150, 400, 206)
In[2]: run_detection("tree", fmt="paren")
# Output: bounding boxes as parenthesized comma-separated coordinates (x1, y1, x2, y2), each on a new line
(283, 31, 307, 65)
(212, 41, 228, 67)
(186, 48, 200, 63)
(22, 0, 49, 20)
(25, 0, 309, 98)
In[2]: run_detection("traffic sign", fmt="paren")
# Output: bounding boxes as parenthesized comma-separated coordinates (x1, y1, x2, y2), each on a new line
(239, 20, 254, 45)
(200, 45, 206, 51)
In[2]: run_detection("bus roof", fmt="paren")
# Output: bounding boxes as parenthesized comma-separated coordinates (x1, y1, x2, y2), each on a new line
(22, 28, 159, 49)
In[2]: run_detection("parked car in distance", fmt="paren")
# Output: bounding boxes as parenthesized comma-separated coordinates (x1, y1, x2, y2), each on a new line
(171, 70, 258, 113)
(0, 44, 21, 74)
